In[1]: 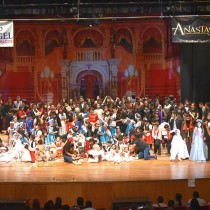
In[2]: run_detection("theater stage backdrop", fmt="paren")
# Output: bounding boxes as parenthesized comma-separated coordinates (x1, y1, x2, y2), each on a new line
(0, 19, 180, 103)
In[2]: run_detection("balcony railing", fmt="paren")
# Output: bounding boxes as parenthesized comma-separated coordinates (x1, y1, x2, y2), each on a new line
(75, 49, 105, 61)
(144, 53, 162, 61)
(16, 56, 34, 64)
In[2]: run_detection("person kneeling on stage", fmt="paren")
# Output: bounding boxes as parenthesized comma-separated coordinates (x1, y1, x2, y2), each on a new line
(63, 137, 75, 163)
(129, 133, 157, 160)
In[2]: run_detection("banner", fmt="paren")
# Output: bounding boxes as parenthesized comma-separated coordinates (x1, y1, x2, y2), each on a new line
(172, 17, 210, 43)
(0, 21, 14, 47)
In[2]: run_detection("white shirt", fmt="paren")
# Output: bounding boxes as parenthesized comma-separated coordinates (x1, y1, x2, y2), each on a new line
(153, 203, 167, 207)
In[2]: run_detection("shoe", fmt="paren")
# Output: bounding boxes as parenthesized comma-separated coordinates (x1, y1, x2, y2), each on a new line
(154, 155, 157, 160)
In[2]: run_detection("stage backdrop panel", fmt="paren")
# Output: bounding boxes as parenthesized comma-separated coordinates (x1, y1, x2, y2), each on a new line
(180, 43, 210, 102)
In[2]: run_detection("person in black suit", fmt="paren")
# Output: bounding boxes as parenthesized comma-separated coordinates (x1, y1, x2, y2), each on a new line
(203, 113, 210, 161)
(169, 110, 184, 135)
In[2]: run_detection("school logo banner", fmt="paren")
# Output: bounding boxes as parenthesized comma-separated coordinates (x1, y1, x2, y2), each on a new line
(172, 17, 210, 43)
(0, 21, 14, 47)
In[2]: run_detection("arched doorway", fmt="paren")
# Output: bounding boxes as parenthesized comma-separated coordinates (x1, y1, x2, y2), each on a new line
(77, 70, 103, 99)
(81, 75, 97, 99)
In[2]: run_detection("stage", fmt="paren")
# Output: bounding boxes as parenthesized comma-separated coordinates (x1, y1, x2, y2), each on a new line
(0, 133, 210, 209)
(0, 156, 209, 183)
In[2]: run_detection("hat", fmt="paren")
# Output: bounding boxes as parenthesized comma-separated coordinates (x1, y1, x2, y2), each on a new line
(48, 119, 54, 125)
(135, 113, 141, 120)
(196, 119, 203, 123)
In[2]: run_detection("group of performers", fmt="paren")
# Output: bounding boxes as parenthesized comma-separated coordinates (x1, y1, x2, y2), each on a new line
(0, 94, 210, 164)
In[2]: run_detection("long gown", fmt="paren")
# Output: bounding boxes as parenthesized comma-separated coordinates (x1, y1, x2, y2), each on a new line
(170, 130, 189, 161)
(190, 127, 207, 162)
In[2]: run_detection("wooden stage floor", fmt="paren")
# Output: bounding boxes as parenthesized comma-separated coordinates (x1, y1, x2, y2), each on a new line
(1, 133, 210, 183)
(0, 155, 210, 183)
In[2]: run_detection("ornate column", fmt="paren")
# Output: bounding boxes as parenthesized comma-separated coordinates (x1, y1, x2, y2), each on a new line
(60, 60, 70, 100)
(108, 58, 119, 97)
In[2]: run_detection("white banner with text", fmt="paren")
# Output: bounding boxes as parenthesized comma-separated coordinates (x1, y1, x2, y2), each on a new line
(0, 21, 14, 47)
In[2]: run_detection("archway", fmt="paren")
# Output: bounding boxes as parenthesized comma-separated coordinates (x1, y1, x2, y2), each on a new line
(76, 70, 103, 99)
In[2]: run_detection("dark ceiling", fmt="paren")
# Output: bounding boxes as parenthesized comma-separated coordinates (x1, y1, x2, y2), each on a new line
(0, 0, 210, 20)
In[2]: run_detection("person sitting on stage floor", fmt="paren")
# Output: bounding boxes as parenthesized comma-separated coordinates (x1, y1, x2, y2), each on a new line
(21, 144, 32, 162)
(35, 140, 47, 162)
(112, 146, 123, 164)
(129, 133, 157, 160)
(72, 150, 82, 165)
(88, 140, 100, 163)
(122, 145, 134, 162)
(62, 136, 75, 163)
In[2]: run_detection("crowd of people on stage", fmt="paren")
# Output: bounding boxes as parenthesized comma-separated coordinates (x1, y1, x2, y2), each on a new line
(0, 93, 210, 164)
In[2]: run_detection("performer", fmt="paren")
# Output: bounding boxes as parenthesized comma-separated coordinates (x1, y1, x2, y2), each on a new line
(169, 110, 183, 133)
(152, 121, 161, 155)
(28, 135, 36, 163)
(190, 119, 207, 162)
(87, 141, 100, 163)
(182, 113, 194, 153)
(129, 133, 157, 160)
(45, 119, 56, 147)
(62, 137, 74, 163)
(160, 124, 172, 154)
(203, 113, 210, 161)
(21, 144, 32, 162)
(170, 129, 189, 161)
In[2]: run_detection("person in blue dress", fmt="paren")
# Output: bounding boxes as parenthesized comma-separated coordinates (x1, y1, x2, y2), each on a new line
(45, 119, 56, 147)
(190, 119, 207, 162)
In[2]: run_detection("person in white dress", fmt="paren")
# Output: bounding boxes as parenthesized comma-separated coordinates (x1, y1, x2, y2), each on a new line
(58, 108, 67, 136)
(170, 129, 189, 161)
(112, 146, 123, 164)
(87, 143, 100, 163)
(21, 144, 32, 162)
(13, 132, 24, 161)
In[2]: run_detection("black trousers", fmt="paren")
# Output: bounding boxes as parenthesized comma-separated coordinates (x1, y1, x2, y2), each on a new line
(0, 116, 3, 132)
(154, 139, 161, 155)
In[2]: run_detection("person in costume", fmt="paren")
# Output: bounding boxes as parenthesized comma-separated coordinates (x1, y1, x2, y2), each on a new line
(203, 113, 210, 161)
(170, 129, 189, 161)
(190, 119, 207, 162)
